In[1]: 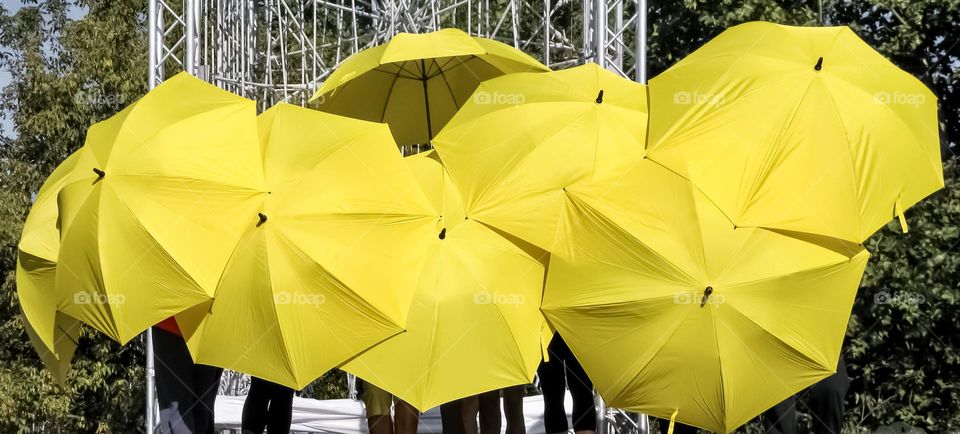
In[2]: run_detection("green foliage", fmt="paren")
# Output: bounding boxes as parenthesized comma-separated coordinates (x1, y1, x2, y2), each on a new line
(642, 2, 960, 431)
(846, 157, 960, 432)
(0, 1, 956, 433)
(0, 1, 149, 432)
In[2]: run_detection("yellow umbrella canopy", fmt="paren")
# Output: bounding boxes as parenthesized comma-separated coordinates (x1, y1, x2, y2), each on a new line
(56, 72, 266, 344)
(176, 104, 437, 390)
(542, 159, 870, 432)
(17, 152, 82, 384)
(341, 150, 550, 411)
(432, 62, 648, 253)
(310, 28, 549, 147)
(646, 21, 943, 244)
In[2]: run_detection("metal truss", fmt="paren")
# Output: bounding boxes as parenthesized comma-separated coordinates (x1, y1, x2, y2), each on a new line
(146, 0, 649, 432)
(150, 0, 646, 108)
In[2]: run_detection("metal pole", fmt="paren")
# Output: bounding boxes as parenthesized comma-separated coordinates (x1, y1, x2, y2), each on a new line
(145, 0, 159, 429)
(593, 0, 605, 67)
(185, 0, 198, 75)
(637, 0, 646, 82)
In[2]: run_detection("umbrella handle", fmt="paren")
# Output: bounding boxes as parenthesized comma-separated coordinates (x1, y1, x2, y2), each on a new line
(666, 409, 678, 434)
(895, 197, 909, 234)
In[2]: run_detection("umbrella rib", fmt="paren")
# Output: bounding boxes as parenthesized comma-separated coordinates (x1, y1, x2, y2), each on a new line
(640, 157, 739, 229)
(427, 55, 480, 80)
(377, 64, 406, 124)
(648, 70, 805, 153)
(711, 305, 728, 430)
(737, 75, 818, 219)
(603, 307, 696, 404)
(464, 104, 595, 213)
(722, 304, 836, 368)
(433, 55, 461, 73)
(438, 66, 463, 112)
(562, 191, 702, 287)
(449, 243, 534, 372)
(420, 59, 434, 141)
(419, 247, 444, 407)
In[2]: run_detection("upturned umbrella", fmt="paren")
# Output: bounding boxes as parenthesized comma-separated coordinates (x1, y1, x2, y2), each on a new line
(310, 28, 549, 147)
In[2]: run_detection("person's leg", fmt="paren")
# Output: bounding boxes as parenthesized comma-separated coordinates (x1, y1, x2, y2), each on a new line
(152, 326, 196, 434)
(502, 385, 526, 434)
(538, 333, 570, 434)
(242, 377, 271, 434)
(555, 337, 595, 434)
(264, 380, 295, 434)
(461, 395, 480, 434)
(477, 390, 502, 434)
(192, 364, 223, 434)
(441, 399, 466, 434)
(808, 357, 849, 434)
(761, 395, 797, 434)
(364, 381, 395, 434)
(394, 398, 420, 434)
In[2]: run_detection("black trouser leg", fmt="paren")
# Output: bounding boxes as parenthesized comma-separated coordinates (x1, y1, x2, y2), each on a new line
(761, 395, 797, 434)
(192, 364, 223, 434)
(153, 327, 196, 434)
(242, 377, 272, 434)
(478, 390, 502, 434)
(554, 338, 595, 432)
(441, 400, 465, 434)
(809, 357, 849, 434)
(502, 385, 526, 434)
(265, 381, 295, 434)
(538, 334, 570, 434)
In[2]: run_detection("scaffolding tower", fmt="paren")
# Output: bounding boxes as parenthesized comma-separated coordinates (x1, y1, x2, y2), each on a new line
(146, 0, 649, 431)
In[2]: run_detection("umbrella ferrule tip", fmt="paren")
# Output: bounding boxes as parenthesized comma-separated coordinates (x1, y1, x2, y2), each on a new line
(257, 212, 268, 226)
(93, 168, 105, 178)
(814, 57, 824, 71)
(595, 90, 604, 104)
(439, 228, 447, 240)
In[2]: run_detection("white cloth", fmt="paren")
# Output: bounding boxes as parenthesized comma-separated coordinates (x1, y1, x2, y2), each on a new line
(214, 392, 573, 433)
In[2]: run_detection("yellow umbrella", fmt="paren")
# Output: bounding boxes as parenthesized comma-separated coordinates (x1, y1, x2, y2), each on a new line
(341, 150, 550, 411)
(56, 72, 265, 344)
(542, 159, 869, 432)
(646, 21, 943, 244)
(17, 153, 82, 384)
(175, 103, 437, 390)
(432, 62, 648, 253)
(310, 28, 549, 147)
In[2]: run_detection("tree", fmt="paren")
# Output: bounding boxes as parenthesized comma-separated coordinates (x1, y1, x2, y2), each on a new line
(0, 1, 148, 432)
(0, 0, 956, 432)
(642, 1, 960, 431)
